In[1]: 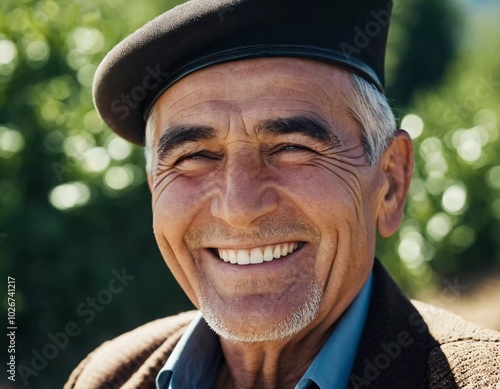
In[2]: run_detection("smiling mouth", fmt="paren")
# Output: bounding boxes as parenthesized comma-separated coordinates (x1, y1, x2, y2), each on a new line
(212, 242, 303, 265)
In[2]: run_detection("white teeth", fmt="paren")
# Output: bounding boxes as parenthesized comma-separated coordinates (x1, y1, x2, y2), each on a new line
(263, 246, 274, 262)
(220, 250, 229, 262)
(229, 250, 237, 264)
(250, 249, 264, 264)
(217, 242, 300, 265)
(237, 251, 250, 265)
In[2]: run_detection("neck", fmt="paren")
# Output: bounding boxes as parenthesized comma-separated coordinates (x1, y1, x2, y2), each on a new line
(214, 316, 337, 389)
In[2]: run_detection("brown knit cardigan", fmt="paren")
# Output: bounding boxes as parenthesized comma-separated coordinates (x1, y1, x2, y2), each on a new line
(65, 261, 500, 388)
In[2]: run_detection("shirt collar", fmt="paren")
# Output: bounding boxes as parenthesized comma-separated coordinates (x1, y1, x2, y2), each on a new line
(297, 273, 373, 388)
(157, 273, 373, 389)
(156, 312, 222, 389)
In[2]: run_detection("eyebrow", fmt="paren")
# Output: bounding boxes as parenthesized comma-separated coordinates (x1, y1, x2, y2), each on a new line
(156, 115, 338, 162)
(157, 125, 217, 162)
(254, 116, 338, 146)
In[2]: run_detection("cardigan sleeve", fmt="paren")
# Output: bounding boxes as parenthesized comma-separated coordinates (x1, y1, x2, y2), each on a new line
(413, 301, 500, 388)
(64, 311, 197, 389)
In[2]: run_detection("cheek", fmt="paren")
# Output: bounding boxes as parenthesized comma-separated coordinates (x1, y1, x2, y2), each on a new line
(151, 177, 215, 304)
(277, 163, 377, 272)
(277, 161, 366, 223)
(152, 173, 219, 254)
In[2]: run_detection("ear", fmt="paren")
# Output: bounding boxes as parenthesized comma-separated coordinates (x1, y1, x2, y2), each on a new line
(377, 130, 414, 237)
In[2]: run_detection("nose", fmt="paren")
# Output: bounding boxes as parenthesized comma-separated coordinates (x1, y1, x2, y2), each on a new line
(210, 151, 278, 229)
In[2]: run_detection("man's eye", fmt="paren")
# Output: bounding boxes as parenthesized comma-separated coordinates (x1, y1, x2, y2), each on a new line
(176, 153, 204, 163)
(279, 144, 312, 153)
(175, 151, 219, 165)
(182, 153, 204, 160)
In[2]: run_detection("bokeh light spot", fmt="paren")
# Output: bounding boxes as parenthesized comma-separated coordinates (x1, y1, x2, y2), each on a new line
(81, 147, 110, 172)
(46, 77, 72, 100)
(486, 166, 500, 190)
(49, 182, 91, 210)
(63, 134, 95, 159)
(398, 228, 425, 268)
(26, 40, 50, 63)
(442, 184, 467, 214)
(449, 225, 475, 249)
(39, 100, 64, 125)
(76, 63, 97, 86)
(107, 137, 132, 161)
(0, 126, 25, 157)
(452, 127, 485, 163)
(0, 40, 18, 65)
(70, 27, 105, 54)
(104, 166, 134, 190)
(426, 213, 453, 241)
(420, 137, 448, 178)
(401, 114, 424, 139)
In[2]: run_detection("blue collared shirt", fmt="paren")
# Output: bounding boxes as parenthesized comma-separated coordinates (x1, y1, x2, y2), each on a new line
(156, 273, 372, 389)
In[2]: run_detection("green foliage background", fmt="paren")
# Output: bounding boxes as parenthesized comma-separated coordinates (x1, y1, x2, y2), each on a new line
(0, 0, 499, 387)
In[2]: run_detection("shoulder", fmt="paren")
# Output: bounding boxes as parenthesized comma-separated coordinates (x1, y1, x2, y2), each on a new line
(412, 300, 500, 387)
(64, 310, 197, 389)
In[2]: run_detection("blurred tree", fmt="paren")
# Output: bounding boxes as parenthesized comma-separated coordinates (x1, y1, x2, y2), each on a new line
(0, 1, 191, 388)
(377, 7, 500, 293)
(0, 0, 499, 388)
(386, 0, 462, 107)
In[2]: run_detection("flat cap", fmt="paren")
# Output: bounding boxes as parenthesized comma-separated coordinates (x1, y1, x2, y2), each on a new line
(93, 0, 393, 145)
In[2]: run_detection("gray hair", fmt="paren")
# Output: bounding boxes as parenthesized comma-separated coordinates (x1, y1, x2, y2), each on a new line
(345, 73, 397, 165)
(143, 73, 396, 172)
(144, 105, 158, 174)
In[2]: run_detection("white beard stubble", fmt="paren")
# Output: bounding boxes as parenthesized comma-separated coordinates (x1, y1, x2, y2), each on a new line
(198, 281, 324, 343)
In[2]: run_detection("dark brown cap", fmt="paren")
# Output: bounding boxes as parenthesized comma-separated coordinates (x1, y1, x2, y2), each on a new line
(93, 0, 393, 145)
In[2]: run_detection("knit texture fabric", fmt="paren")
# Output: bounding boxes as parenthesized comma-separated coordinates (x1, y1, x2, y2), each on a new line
(65, 261, 500, 388)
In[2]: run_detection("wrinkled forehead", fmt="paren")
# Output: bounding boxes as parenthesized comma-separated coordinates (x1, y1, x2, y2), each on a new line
(150, 57, 356, 130)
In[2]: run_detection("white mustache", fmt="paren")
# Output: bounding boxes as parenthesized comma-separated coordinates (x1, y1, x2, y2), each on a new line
(186, 215, 319, 247)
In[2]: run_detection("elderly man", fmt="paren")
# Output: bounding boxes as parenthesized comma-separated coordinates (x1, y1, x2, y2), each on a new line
(65, 0, 500, 388)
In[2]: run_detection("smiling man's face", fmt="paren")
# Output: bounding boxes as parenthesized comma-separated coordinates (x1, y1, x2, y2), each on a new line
(147, 58, 400, 342)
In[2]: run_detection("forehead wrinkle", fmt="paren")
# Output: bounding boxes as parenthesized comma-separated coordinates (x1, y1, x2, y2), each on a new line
(169, 99, 231, 115)
(166, 89, 233, 113)
(166, 70, 228, 100)
(164, 66, 281, 109)
(168, 76, 332, 112)
(166, 100, 233, 125)
(163, 71, 344, 119)
(170, 111, 230, 124)
(271, 75, 333, 99)
(274, 73, 354, 116)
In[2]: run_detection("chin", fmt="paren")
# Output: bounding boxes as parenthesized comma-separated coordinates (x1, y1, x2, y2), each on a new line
(197, 281, 324, 343)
